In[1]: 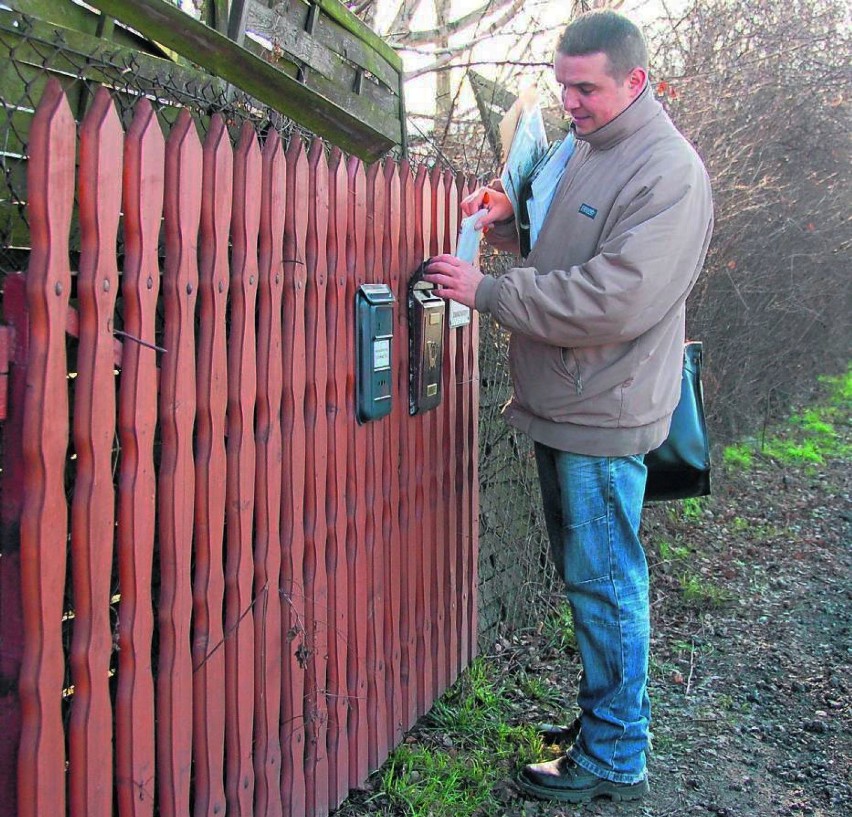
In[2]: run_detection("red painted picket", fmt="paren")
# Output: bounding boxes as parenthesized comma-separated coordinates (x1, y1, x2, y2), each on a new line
(69, 86, 121, 817)
(0, 80, 481, 817)
(193, 113, 231, 817)
(17, 79, 74, 817)
(254, 129, 286, 817)
(115, 99, 162, 817)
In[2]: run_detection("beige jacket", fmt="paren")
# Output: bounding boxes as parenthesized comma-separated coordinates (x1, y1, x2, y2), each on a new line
(476, 84, 714, 456)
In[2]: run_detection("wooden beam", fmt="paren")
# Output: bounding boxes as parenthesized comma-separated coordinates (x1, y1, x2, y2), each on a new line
(209, 0, 230, 33)
(83, 0, 401, 159)
(227, 0, 249, 44)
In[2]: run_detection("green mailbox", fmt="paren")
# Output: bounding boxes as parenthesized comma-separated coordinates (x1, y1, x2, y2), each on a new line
(355, 283, 396, 423)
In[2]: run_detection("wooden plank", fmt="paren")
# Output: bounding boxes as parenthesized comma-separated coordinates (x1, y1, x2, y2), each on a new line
(324, 146, 350, 810)
(1, 0, 169, 54)
(279, 136, 308, 817)
(441, 167, 461, 691)
(83, 0, 401, 159)
(454, 174, 472, 675)
(428, 165, 447, 700)
(192, 113, 231, 817)
(412, 165, 431, 717)
(0, 10, 228, 102)
(345, 156, 369, 787)
(381, 158, 403, 748)
(253, 129, 286, 817)
(245, 1, 398, 92)
(0, 275, 29, 817)
(157, 108, 201, 817)
(363, 160, 388, 771)
(115, 98, 162, 817)
(394, 160, 418, 731)
(68, 86, 121, 817)
(302, 137, 330, 817)
(225, 122, 260, 817)
(239, 25, 399, 138)
(312, 0, 401, 70)
(469, 309, 480, 664)
(17, 78, 73, 817)
(227, 0, 250, 42)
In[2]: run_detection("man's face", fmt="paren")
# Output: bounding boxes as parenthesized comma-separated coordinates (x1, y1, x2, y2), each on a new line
(554, 51, 646, 135)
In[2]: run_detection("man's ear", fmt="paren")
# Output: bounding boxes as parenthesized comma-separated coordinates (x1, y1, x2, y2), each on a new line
(627, 67, 647, 98)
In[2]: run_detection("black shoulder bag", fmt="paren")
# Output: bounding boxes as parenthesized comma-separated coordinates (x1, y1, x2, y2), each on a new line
(644, 341, 711, 502)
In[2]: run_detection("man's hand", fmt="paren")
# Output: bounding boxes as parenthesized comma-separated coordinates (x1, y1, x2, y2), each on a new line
(424, 254, 484, 309)
(460, 186, 514, 231)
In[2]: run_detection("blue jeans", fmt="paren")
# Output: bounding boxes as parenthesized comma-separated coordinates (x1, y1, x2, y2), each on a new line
(534, 443, 650, 785)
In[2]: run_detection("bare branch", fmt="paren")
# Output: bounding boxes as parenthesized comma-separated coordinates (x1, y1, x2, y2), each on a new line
(392, 0, 521, 46)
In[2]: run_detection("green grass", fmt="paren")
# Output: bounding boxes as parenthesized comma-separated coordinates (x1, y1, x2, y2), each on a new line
(679, 573, 731, 608)
(517, 672, 564, 708)
(723, 442, 754, 469)
(376, 658, 544, 816)
(379, 746, 494, 817)
(723, 365, 851, 471)
(539, 601, 577, 654)
(681, 497, 705, 519)
(657, 538, 690, 562)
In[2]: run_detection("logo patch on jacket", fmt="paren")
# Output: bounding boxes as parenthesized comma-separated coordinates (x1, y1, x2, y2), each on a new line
(578, 203, 598, 219)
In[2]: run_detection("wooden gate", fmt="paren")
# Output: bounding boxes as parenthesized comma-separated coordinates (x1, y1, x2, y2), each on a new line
(0, 78, 479, 817)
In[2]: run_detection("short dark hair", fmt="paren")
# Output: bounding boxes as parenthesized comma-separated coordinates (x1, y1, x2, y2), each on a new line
(557, 10, 648, 79)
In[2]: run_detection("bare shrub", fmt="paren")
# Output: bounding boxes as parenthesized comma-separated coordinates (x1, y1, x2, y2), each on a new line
(650, 0, 851, 439)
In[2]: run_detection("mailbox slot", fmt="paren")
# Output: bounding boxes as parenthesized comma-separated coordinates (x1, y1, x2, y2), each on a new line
(355, 283, 395, 423)
(408, 265, 445, 415)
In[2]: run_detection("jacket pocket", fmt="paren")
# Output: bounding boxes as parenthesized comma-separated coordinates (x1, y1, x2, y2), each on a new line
(509, 338, 584, 421)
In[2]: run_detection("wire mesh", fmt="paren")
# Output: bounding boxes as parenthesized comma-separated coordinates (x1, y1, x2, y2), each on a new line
(0, 7, 558, 661)
(476, 245, 560, 651)
(0, 8, 314, 273)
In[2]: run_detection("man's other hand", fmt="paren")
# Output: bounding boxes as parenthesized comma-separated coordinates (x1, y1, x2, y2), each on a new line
(460, 186, 514, 231)
(424, 255, 484, 309)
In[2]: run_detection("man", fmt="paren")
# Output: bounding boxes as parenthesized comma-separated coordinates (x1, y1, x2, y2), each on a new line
(425, 9, 714, 805)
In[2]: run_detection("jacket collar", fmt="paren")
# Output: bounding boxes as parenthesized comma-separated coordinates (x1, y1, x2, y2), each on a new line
(574, 83, 661, 151)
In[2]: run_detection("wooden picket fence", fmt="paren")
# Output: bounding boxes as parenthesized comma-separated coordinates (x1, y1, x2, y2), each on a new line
(0, 78, 479, 817)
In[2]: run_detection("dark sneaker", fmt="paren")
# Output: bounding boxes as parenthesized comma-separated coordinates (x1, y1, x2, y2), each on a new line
(518, 755, 649, 803)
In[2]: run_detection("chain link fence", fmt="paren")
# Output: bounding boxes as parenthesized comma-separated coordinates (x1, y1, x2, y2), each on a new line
(0, 6, 318, 273)
(0, 6, 557, 657)
(476, 247, 560, 651)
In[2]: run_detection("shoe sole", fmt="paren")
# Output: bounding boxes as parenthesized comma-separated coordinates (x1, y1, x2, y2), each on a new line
(517, 774, 649, 804)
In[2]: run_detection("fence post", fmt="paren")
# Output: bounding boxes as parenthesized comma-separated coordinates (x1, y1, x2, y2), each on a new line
(69, 85, 122, 817)
(192, 112, 232, 817)
(253, 128, 285, 817)
(157, 108, 201, 817)
(225, 122, 259, 817)
(280, 135, 308, 816)
(324, 146, 350, 810)
(18, 78, 75, 817)
(0, 274, 28, 817)
(116, 98, 163, 817)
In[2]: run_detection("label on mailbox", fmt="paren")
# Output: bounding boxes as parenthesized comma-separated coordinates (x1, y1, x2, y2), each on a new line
(373, 339, 391, 369)
(448, 299, 471, 328)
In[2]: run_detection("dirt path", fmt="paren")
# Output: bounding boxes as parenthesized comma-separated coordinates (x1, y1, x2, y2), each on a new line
(336, 417, 850, 817)
(510, 450, 851, 817)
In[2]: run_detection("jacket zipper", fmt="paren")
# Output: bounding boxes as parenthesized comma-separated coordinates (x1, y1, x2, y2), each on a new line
(562, 348, 584, 396)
